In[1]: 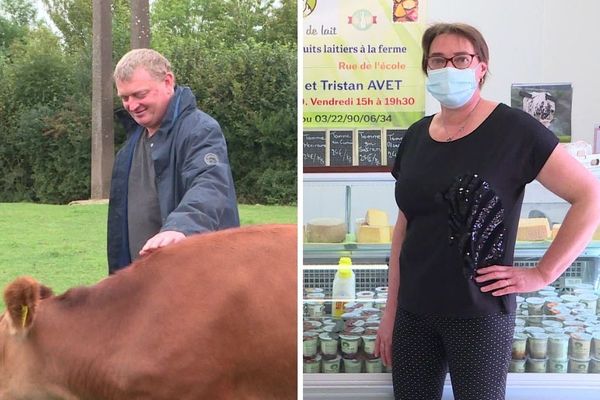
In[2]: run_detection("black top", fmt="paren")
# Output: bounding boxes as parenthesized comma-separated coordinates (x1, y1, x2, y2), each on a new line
(128, 130, 162, 261)
(392, 103, 559, 317)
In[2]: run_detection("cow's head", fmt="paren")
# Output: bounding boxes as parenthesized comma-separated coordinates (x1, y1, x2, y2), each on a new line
(519, 90, 556, 128)
(0, 277, 53, 398)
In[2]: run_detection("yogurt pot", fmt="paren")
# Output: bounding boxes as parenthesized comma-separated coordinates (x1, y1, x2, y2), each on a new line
(547, 334, 570, 360)
(322, 354, 342, 373)
(526, 357, 547, 373)
(564, 326, 586, 335)
(303, 355, 321, 373)
(514, 317, 526, 327)
(586, 326, 600, 335)
(578, 293, 599, 311)
(374, 298, 387, 311)
(526, 297, 545, 316)
(511, 333, 528, 360)
(303, 331, 319, 357)
(574, 288, 596, 296)
(564, 320, 585, 329)
(305, 301, 325, 318)
(375, 286, 388, 296)
(592, 333, 600, 359)
(560, 294, 580, 303)
(547, 358, 568, 373)
(356, 291, 375, 308)
(509, 358, 526, 373)
(341, 313, 364, 327)
(342, 356, 362, 373)
(339, 334, 361, 355)
(565, 302, 587, 312)
(569, 333, 592, 359)
(538, 290, 557, 297)
(319, 332, 339, 356)
(514, 326, 526, 334)
(365, 357, 383, 373)
(590, 357, 600, 373)
(304, 320, 323, 330)
(568, 357, 590, 373)
(360, 307, 381, 317)
(572, 308, 596, 318)
(343, 303, 363, 313)
(362, 334, 377, 355)
(524, 326, 545, 335)
(344, 326, 366, 336)
(572, 283, 595, 291)
(364, 327, 379, 335)
(528, 333, 549, 359)
(544, 327, 564, 335)
(541, 320, 563, 329)
(305, 287, 324, 295)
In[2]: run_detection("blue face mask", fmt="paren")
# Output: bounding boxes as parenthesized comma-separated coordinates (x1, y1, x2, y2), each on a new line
(426, 67, 478, 109)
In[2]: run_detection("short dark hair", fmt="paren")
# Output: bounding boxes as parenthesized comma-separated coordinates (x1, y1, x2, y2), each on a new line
(421, 23, 490, 84)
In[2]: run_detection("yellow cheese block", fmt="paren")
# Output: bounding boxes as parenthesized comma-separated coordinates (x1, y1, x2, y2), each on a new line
(552, 223, 600, 240)
(365, 209, 389, 226)
(357, 225, 391, 243)
(306, 218, 347, 243)
(517, 218, 551, 241)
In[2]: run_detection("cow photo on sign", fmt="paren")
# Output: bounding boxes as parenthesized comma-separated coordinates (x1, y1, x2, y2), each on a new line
(511, 83, 573, 142)
(0, 225, 297, 400)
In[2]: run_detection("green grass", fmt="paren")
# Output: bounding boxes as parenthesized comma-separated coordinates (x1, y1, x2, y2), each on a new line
(0, 203, 296, 309)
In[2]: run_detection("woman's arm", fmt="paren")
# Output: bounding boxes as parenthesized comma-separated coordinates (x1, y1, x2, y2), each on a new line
(375, 210, 407, 366)
(476, 145, 600, 295)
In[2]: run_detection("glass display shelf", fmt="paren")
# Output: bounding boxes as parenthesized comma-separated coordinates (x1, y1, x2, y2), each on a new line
(303, 240, 600, 264)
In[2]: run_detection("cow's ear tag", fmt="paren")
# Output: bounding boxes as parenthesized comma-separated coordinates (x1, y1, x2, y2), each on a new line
(21, 305, 29, 329)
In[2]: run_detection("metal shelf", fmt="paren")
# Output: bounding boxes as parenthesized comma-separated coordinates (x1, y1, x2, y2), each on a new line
(303, 241, 600, 264)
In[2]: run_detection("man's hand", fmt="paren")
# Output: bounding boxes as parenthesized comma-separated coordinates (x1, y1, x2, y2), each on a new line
(139, 230, 186, 257)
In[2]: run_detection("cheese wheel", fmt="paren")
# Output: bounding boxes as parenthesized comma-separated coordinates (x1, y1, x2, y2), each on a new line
(517, 218, 551, 241)
(357, 225, 391, 243)
(365, 209, 389, 226)
(306, 218, 347, 243)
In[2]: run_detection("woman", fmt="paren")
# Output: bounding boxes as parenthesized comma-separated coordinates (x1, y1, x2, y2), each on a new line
(374, 22, 600, 400)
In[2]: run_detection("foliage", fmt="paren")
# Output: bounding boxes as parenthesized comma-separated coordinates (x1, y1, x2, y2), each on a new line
(0, 0, 296, 205)
(151, 0, 297, 204)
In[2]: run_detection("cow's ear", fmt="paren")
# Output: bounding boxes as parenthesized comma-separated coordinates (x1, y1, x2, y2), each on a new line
(3, 277, 50, 335)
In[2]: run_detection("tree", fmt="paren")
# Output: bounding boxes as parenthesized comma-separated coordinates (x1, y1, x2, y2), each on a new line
(0, 0, 36, 26)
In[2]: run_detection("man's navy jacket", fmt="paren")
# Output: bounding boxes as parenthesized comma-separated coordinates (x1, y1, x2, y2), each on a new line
(107, 86, 240, 273)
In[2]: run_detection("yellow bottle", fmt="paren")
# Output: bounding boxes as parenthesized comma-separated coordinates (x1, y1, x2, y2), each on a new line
(332, 257, 355, 318)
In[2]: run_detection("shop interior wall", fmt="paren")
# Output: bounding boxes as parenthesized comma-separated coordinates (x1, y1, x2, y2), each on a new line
(427, 0, 600, 145)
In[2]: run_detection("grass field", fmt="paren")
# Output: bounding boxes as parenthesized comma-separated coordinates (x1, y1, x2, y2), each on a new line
(0, 202, 296, 309)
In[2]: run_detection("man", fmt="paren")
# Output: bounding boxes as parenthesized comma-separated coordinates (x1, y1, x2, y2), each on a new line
(107, 48, 239, 273)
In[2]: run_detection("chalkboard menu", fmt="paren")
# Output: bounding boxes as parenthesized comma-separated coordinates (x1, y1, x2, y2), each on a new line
(386, 129, 406, 166)
(303, 131, 326, 167)
(358, 129, 382, 166)
(329, 130, 353, 166)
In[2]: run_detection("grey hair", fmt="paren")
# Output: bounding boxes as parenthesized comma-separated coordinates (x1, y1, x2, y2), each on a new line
(113, 48, 173, 82)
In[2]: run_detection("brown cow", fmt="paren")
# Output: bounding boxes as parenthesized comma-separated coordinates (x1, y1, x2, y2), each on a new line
(0, 224, 297, 400)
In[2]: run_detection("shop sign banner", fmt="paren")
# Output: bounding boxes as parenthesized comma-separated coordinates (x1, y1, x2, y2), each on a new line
(303, 0, 426, 129)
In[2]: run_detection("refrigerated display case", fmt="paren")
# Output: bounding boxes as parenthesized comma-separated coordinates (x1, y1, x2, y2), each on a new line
(303, 171, 600, 399)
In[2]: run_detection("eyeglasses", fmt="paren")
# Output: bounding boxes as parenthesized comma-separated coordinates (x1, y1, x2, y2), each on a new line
(427, 54, 478, 70)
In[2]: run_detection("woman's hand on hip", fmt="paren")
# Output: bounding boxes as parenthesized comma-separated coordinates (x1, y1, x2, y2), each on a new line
(475, 265, 549, 296)
(374, 313, 394, 367)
